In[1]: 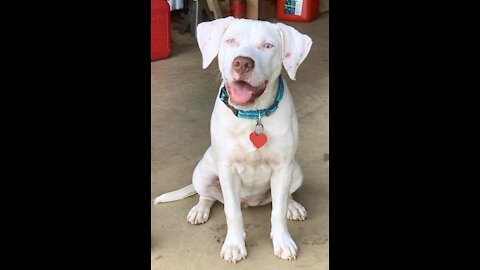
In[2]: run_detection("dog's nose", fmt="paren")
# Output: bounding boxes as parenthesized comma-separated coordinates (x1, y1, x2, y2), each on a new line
(232, 56, 254, 74)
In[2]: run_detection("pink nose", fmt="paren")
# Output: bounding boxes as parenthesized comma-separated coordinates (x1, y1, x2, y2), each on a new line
(232, 56, 254, 75)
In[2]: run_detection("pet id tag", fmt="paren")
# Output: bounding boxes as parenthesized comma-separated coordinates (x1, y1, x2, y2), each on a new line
(249, 115, 267, 149)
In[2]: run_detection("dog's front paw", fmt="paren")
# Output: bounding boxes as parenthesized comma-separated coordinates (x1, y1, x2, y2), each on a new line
(271, 231, 298, 261)
(220, 233, 247, 263)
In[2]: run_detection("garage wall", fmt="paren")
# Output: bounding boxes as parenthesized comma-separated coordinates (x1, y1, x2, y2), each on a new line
(320, 0, 329, 13)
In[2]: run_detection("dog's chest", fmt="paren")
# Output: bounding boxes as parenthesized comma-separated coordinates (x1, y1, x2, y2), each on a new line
(235, 160, 273, 202)
(235, 159, 273, 186)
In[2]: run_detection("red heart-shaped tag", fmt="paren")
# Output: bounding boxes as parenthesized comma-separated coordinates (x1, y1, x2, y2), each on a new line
(250, 132, 268, 149)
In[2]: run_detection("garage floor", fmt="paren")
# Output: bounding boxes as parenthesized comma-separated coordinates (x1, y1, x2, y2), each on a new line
(151, 13, 328, 269)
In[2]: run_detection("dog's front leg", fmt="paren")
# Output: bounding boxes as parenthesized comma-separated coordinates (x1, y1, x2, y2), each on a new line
(218, 164, 247, 263)
(270, 162, 298, 260)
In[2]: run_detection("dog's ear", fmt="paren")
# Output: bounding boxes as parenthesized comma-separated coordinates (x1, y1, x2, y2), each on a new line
(276, 23, 313, 80)
(196, 17, 235, 69)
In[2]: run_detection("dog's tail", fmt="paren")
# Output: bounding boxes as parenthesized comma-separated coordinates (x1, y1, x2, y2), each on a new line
(153, 184, 197, 204)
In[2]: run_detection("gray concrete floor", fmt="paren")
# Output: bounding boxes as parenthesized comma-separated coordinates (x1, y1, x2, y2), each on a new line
(151, 13, 329, 269)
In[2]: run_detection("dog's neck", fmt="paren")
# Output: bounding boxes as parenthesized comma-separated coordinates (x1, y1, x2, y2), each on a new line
(226, 76, 281, 111)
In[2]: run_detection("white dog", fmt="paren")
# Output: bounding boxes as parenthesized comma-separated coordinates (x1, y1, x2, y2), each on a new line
(154, 17, 312, 263)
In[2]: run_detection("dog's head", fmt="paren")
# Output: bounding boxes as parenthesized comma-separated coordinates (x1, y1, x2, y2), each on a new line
(197, 17, 312, 106)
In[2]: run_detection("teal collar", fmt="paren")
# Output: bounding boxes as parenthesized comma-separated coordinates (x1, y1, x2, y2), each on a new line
(219, 76, 284, 119)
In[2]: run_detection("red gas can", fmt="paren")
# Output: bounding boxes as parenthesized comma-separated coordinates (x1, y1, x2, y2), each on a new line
(151, 0, 171, 61)
(231, 0, 246, 19)
(276, 0, 320, 22)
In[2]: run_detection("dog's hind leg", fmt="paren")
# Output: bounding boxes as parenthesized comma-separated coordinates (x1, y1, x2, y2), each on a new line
(287, 161, 307, 221)
(258, 161, 307, 218)
(259, 161, 307, 220)
(187, 155, 223, 225)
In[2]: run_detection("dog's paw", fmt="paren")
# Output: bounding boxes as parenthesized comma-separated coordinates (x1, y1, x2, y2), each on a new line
(187, 204, 211, 225)
(271, 231, 298, 260)
(220, 234, 247, 263)
(287, 199, 307, 221)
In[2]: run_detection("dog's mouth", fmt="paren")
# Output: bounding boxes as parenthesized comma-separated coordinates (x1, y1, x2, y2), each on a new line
(227, 80, 268, 106)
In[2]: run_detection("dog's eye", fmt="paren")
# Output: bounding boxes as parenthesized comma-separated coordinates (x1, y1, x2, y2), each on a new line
(226, 38, 236, 45)
(264, 43, 274, 49)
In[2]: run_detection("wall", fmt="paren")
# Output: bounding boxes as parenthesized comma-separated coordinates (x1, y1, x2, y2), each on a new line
(320, 0, 329, 13)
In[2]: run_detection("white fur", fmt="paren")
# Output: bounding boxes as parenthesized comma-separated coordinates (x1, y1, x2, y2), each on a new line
(154, 17, 312, 263)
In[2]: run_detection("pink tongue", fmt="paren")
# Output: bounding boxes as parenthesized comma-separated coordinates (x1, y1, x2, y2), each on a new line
(229, 81, 254, 104)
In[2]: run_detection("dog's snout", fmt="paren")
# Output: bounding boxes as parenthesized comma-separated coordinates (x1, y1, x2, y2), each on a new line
(232, 57, 254, 75)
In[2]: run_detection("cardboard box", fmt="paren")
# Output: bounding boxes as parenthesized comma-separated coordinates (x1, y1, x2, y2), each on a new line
(246, 0, 276, 20)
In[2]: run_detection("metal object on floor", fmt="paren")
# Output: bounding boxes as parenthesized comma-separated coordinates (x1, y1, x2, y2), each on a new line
(180, 0, 214, 37)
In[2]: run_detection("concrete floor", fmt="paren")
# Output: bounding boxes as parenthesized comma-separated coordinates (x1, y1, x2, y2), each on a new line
(151, 13, 329, 269)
